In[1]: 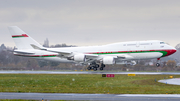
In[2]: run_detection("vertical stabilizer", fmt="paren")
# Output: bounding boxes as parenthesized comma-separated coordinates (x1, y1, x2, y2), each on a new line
(8, 26, 43, 50)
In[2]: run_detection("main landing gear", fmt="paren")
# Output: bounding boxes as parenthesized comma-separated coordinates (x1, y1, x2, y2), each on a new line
(100, 64, 105, 71)
(87, 63, 105, 71)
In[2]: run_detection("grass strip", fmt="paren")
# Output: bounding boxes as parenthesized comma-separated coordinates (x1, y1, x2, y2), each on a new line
(0, 99, 37, 101)
(0, 74, 179, 94)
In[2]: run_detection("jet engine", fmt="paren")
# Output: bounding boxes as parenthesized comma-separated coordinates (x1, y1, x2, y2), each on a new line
(73, 54, 86, 62)
(103, 57, 115, 64)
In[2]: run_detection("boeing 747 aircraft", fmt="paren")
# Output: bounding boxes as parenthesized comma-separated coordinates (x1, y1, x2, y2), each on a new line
(8, 26, 176, 71)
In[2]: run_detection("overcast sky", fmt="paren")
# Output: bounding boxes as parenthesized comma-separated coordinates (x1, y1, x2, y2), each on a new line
(0, 0, 180, 47)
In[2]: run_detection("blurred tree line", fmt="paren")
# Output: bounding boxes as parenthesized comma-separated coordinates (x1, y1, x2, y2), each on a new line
(43, 38, 76, 48)
(0, 38, 179, 71)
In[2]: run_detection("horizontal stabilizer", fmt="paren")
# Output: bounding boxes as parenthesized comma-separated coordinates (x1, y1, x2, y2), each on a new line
(14, 50, 35, 54)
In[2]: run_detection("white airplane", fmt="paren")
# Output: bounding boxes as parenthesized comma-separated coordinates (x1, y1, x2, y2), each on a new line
(8, 26, 176, 71)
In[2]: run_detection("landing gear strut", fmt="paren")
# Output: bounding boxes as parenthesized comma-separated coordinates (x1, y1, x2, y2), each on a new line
(156, 58, 160, 67)
(87, 63, 99, 71)
(156, 63, 160, 67)
(87, 66, 92, 70)
(93, 67, 97, 71)
(87, 63, 105, 71)
(100, 64, 105, 71)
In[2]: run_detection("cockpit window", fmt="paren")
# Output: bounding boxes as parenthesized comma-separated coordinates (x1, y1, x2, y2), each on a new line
(160, 42, 165, 44)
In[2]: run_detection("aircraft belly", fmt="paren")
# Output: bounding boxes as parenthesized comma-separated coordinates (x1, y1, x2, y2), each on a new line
(43, 57, 74, 63)
(132, 52, 163, 59)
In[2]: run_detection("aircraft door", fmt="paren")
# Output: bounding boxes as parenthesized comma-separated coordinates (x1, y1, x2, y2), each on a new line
(127, 48, 131, 54)
(136, 42, 140, 47)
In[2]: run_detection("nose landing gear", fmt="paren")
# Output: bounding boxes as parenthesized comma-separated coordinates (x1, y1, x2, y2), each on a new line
(156, 63, 160, 67)
(156, 58, 161, 67)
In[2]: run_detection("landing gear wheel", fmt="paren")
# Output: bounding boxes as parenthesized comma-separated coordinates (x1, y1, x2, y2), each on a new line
(101, 64, 105, 68)
(87, 66, 92, 70)
(100, 67, 103, 71)
(156, 63, 160, 67)
(95, 64, 99, 68)
(93, 67, 97, 71)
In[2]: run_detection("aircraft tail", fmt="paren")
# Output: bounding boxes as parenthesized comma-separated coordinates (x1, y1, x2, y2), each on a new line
(8, 26, 43, 50)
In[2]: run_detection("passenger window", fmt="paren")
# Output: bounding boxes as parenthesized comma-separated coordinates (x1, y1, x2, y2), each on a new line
(127, 44, 136, 46)
(140, 43, 150, 45)
(160, 42, 165, 44)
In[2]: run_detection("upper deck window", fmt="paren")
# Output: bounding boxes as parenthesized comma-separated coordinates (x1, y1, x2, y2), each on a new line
(127, 44, 136, 46)
(140, 43, 150, 45)
(160, 42, 165, 44)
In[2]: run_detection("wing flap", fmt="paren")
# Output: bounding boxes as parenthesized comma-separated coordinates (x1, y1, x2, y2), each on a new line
(85, 54, 99, 58)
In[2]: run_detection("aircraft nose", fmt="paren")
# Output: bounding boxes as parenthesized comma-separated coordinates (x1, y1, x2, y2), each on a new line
(169, 47, 176, 55)
(165, 47, 176, 56)
(169, 46, 176, 54)
(172, 49, 177, 54)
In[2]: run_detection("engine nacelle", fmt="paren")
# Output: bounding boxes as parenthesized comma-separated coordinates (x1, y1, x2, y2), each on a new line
(103, 57, 115, 64)
(74, 54, 86, 62)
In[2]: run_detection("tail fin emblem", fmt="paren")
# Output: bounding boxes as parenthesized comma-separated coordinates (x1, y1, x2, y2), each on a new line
(12, 34, 28, 38)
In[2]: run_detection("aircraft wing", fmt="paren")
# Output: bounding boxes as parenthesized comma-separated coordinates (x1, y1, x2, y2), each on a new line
(84, 54, 99, 58)
(45, 50, 72, 56)
(83, 54, 100, 64)
(31, 44, 72, 56)
(44, 49, 100, 63)
(31, 44, 100, 60)
(45, 48, 100, 58)
(116, 54, 134, 60)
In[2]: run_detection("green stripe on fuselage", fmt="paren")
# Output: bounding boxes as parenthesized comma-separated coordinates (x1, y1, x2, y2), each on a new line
(92, 51, 167, 57)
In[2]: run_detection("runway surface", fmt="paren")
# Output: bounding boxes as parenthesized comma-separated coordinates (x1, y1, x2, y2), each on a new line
(159, 78, 180, 85)
(0, 70, 180, 75)
(0, 93, 180, 101)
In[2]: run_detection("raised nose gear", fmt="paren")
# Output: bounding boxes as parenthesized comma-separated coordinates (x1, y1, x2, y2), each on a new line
(156, 63, 160, 67)
(156, 58, 160, 67)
